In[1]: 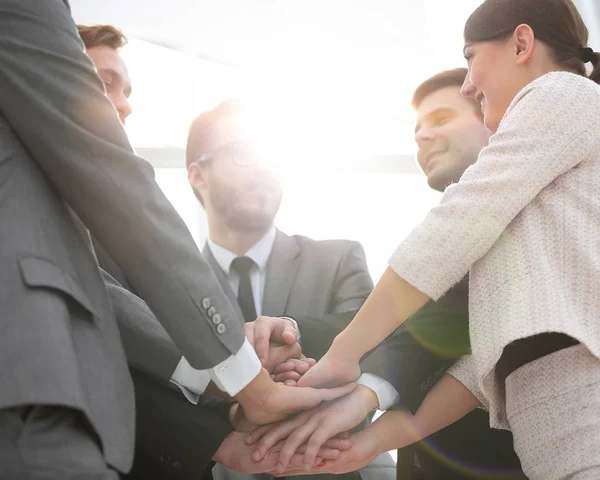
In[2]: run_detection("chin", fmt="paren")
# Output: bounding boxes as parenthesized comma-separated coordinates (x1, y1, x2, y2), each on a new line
(427, 175, 446, 193)
(483, 114, 501, 133)
(229, 211, 274, 232)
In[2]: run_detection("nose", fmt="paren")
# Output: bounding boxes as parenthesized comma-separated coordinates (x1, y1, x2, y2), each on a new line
(109, 92, 132, 124)
(415, 126, 434, 148)
(461, 75, 476, 99)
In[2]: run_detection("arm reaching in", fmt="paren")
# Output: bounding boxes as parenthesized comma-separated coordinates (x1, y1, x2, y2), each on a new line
(235, 369, 357, 425)
(275, 373, 481, 475)
(248, 385, 378, 470)
(299, 268, 430, 388)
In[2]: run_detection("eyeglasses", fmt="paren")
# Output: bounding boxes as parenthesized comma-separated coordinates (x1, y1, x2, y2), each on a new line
(195, 141, 260, 167)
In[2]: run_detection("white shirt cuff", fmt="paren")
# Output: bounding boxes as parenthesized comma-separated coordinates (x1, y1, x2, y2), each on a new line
(357, 373, 399, 411)
(170, 338, 262, 402)
(209, 338, 262, 396)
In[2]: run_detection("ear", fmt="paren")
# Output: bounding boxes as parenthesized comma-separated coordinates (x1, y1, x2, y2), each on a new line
(188, 162, 209, 195)
(513, 24, 535, 66)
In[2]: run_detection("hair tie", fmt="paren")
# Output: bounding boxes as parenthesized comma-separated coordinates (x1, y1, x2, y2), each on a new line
(579, 46, 595, 63)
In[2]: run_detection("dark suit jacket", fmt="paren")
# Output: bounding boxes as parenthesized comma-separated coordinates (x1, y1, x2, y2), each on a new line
(104, 230, 374, 480)
(360, 279, 525, 479)
(102, 271, 231, 480)
(0, 0, 247, 473)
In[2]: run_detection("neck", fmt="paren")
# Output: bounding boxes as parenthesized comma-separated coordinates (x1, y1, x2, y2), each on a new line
(208, 218, 273, 256)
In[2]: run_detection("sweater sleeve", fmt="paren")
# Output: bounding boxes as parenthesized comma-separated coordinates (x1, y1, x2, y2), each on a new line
(446, 356, 488, 410)
(389, 73, 598, 300)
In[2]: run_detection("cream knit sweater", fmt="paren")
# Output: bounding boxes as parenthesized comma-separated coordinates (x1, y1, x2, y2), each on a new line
(389, 71, 600, 429)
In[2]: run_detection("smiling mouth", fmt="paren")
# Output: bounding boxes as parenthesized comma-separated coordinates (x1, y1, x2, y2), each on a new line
(475, 92, 485, 110)
(426, 151, 446, 170)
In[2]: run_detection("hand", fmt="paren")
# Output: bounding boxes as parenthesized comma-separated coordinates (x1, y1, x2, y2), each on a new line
(276, 427, 382, 476)
(236, 369, 358, 425)
(270, 356, 316, 385)
(244, 316, 299, 367)
(297, 347, 361, 388)
(212, 431, 350, 474)
(248, 385, 378, 470)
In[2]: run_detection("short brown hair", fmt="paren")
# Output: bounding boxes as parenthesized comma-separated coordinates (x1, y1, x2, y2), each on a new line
(77, 24, 128, 51)
(412, 68, 482, 117)
(464, 0, 600, 83)
(186, 99, 245, 205)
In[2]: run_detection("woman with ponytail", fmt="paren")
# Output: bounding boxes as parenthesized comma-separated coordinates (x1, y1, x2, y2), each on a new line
(282, 1, 600, 478)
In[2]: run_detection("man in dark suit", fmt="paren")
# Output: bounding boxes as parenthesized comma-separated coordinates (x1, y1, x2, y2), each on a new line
(105, 272, 339, 480)
(247, 69, 526, 480)
(0, 4, 347, 478)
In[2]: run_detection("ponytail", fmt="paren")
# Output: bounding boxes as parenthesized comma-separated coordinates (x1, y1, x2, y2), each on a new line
(588, 51, 600, 84)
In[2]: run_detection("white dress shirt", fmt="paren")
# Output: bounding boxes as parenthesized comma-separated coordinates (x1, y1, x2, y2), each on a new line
(172, 227, 399, 409)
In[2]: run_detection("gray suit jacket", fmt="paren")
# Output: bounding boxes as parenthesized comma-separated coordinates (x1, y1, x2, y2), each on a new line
(114, 230, 372, 383)
(203, 230, 374, 330)
(206, 231, 395, 480)
(0, 0, 245, 472)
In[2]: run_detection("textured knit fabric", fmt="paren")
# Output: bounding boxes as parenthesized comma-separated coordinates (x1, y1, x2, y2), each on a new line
(505, 344, 600, 480)
(389, 71, 600, 428)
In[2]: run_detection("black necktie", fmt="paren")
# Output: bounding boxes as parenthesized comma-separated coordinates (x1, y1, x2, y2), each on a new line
(231, 256, 257, 323)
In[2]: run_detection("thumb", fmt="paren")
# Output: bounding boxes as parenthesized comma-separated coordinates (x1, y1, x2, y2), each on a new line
(279, 318, 298, 345)
(290, 383, 357, 411)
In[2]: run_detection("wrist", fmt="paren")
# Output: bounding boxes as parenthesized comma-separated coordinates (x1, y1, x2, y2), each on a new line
(355, 384, 379, 413)
(377, 409, 419, 451)
(234, 368, 276, 413)
(228, 403, 238, 428)
(329, 333, 363, 363)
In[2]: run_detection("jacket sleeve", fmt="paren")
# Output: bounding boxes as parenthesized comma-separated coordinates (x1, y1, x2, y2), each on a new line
(0, 0, 245, 368)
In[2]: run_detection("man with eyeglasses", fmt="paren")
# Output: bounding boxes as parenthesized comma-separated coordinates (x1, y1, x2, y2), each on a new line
(137, 99, 393, 480)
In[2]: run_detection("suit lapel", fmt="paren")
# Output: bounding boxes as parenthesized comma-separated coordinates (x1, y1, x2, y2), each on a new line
(262, 231, 300, 316)
(202, 243, 245, 325)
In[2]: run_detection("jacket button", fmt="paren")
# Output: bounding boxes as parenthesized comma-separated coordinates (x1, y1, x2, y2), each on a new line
(202, 297, 211, 309)
(212, 314, 222, 325)
(160, 453, 171, 464)
(217, 324, 226, 334)
(172, 461, 182, 471)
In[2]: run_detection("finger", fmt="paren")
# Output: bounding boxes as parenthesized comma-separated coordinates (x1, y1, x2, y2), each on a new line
(246, 423, 275, 445)
(276, 358, 311, 374)
(267, 317, 298, 345)
(251, 412, 311, 461)
(253, 317, 274, 366)
(296, 445, 341, 461)
(278, 417, 322, 470)
(243, 322, 255, 347)
(292, 361, 310, 375)
(284, 379, 297, 386)
(322, 437, 352, 451)
(304, 426, 340, 468)
(277, 318, 299, 346)
(281, 327, 297, 345)
(272, 362, 297, 374)
(305, 357, 317, 367)
(272, 371, 301, 383)
(271, 453, 322, 476)
(276, 453, 324, 475)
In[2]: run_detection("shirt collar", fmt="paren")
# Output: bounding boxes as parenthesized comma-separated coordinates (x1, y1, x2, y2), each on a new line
(207, 226, 277, 276)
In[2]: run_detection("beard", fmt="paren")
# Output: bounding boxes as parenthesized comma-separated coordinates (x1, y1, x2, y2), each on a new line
(210, 184, 282, 233)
